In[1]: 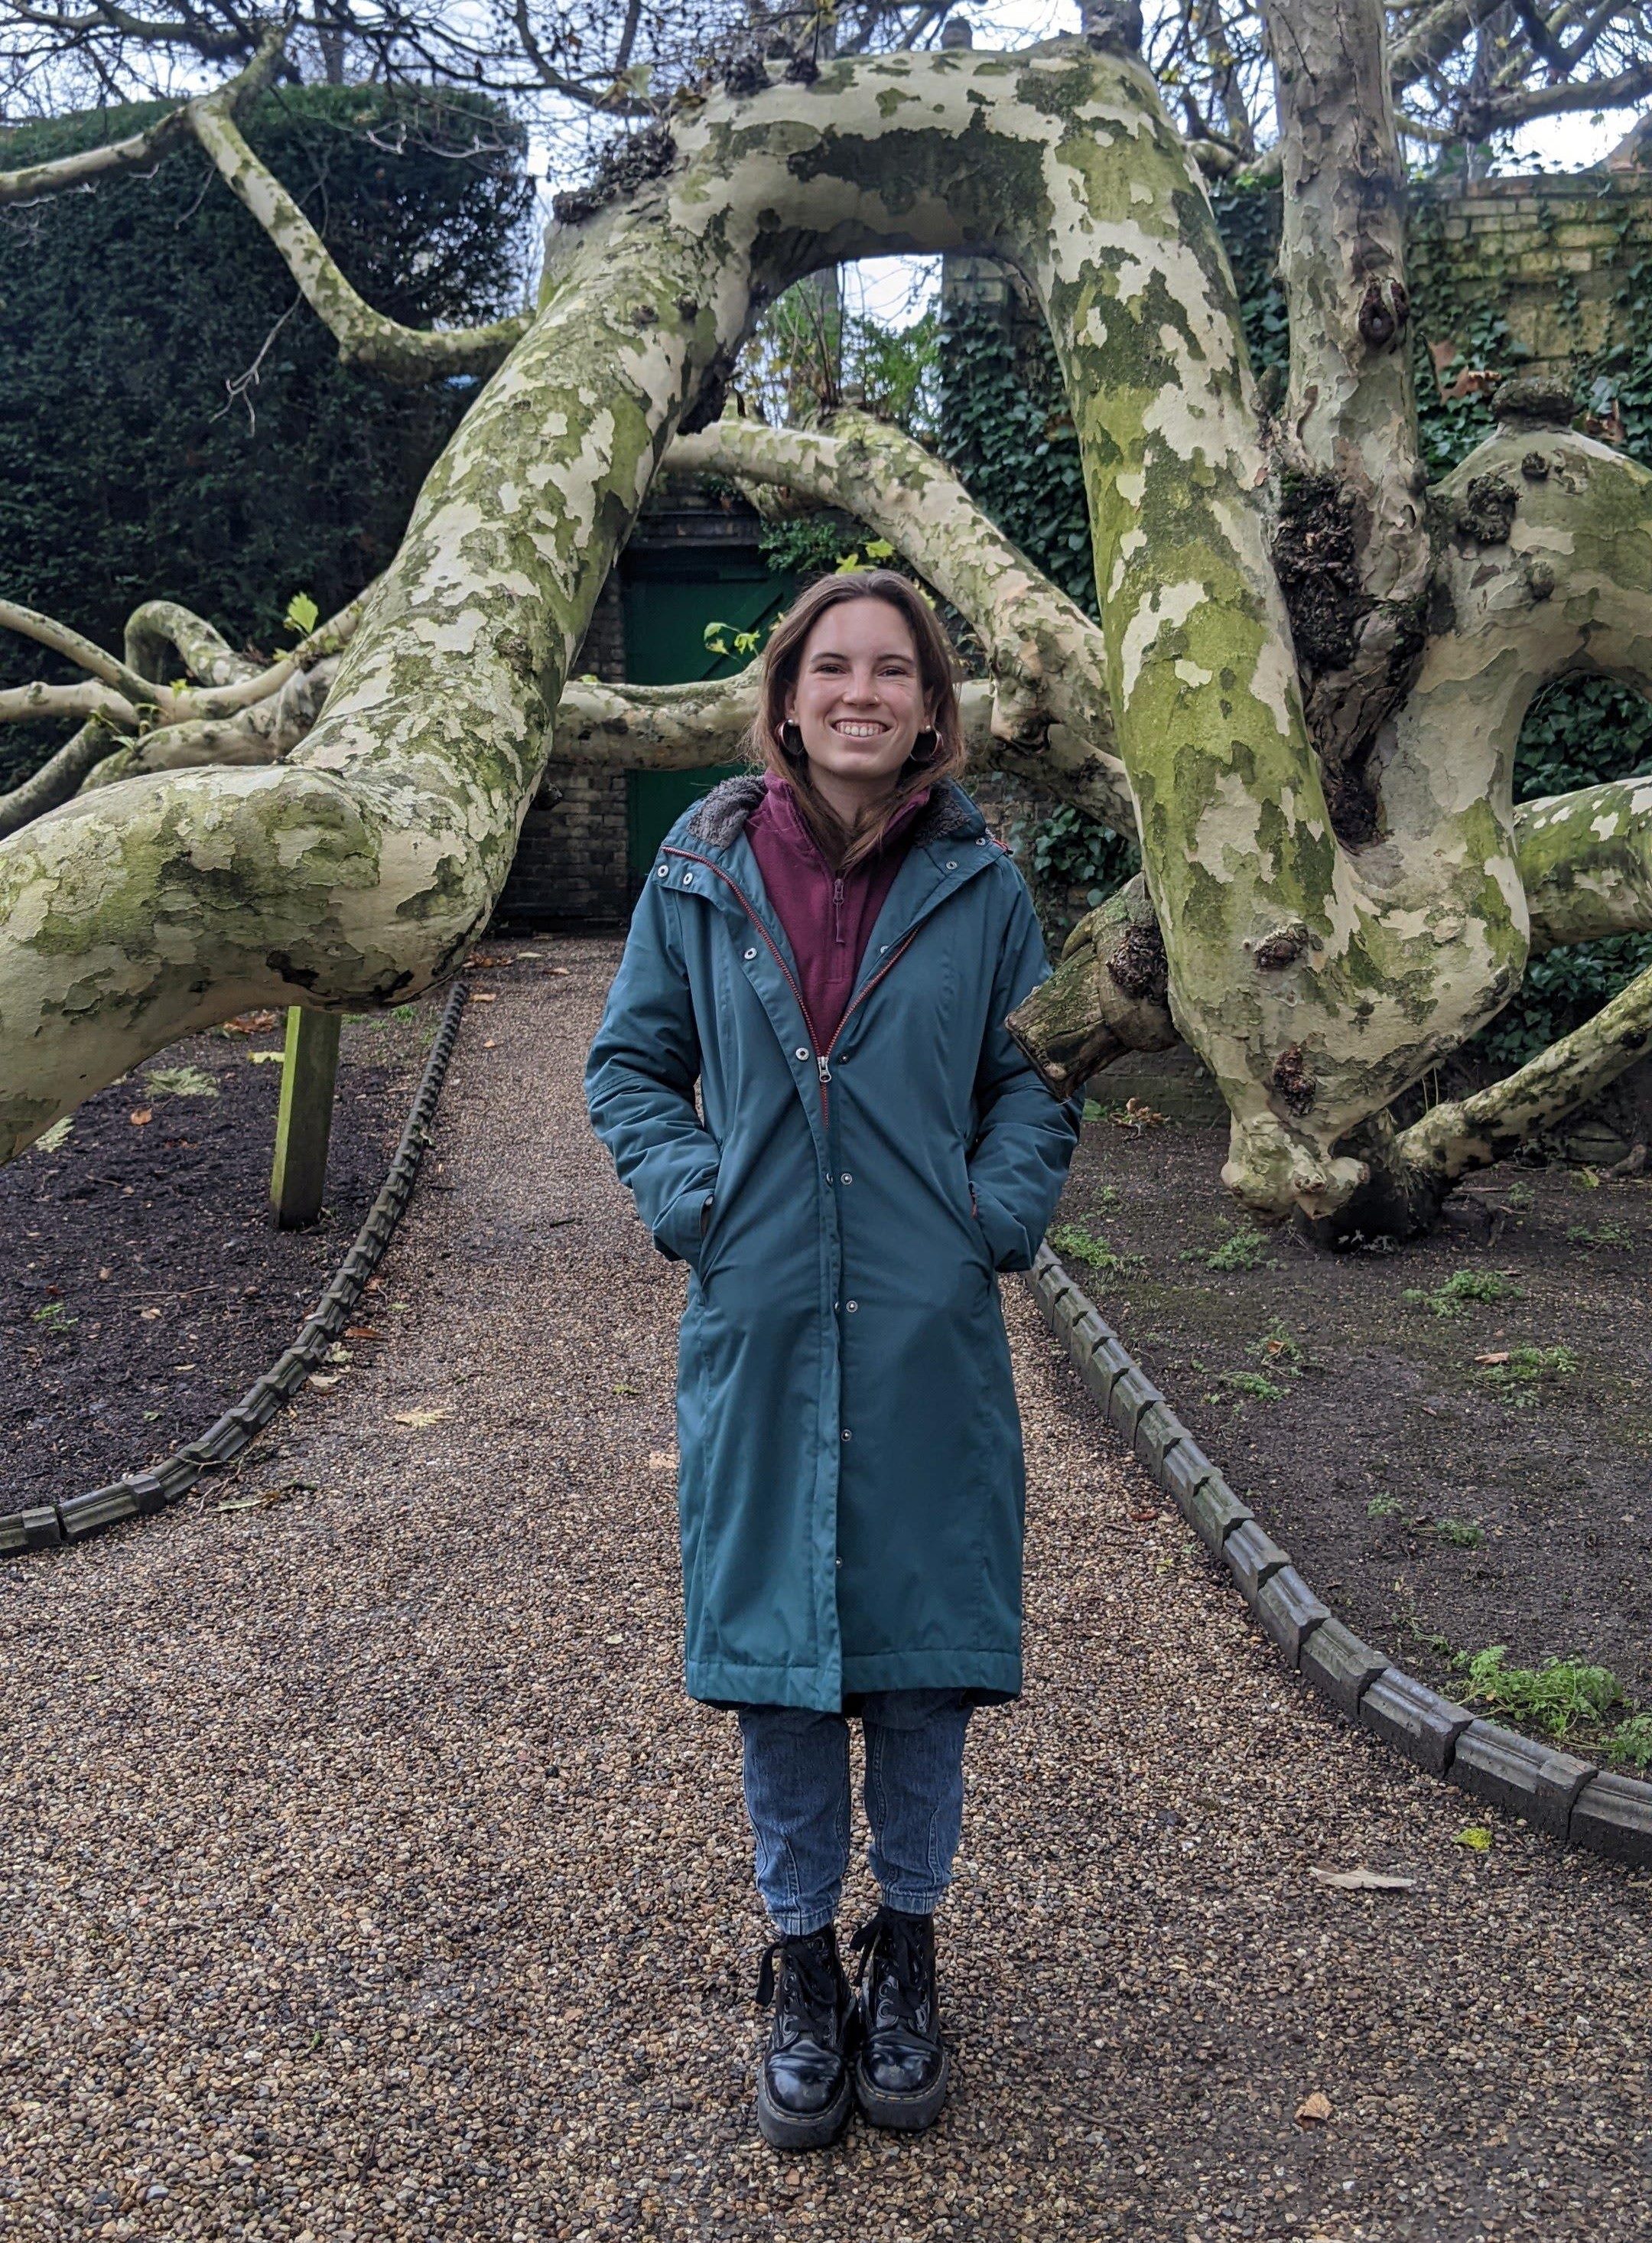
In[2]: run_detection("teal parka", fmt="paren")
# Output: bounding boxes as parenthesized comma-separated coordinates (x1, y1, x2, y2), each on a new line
(584, 773, 1081, 1712)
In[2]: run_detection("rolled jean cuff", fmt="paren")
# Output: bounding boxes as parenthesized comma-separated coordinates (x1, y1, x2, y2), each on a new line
(768, 1902, 838, 1940)
(874, 1884, 947, 1918)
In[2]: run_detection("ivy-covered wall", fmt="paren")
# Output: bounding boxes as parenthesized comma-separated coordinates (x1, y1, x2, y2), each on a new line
(938, 177, 1652, 1082)
(0, 86, 532, 793)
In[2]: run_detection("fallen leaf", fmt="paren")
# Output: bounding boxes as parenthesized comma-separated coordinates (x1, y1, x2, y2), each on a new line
(1455, 1823, 1494, 1852)
(248, 1050, 285, 1065)
(1130, 1506, 1159, 1523)
(364, 1276, 383, 1292)
(138, 1307, 163, 1321)
(483, 1037, 498, 1049)
(128, 1108, 153, 1126)
(392, 1407, 450, 1428)
(97, 1267, 111, 1281)
(1309, 1867, 1416, 1891)
(222, 1008, 279, 1034)
(307, 1372, 342, 1392)
(551, 966, 571, 976)
(463, 952, 508, 969)
(470, 991, 498, 1004)
(613, 1382, 639, 1395)
(344, 1326, 383, 1342)
(1294, 2091, 1332, 2125)
(1474, 1350, 1511, 1366)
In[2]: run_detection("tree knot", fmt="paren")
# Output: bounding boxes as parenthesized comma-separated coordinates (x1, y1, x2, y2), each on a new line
(1455, 474, 1517, 547)
(1254, 923, 1310, 971)
(551, 125, 678, 226)
(1105, 918, 1169, 1005)
(721, 51, 769, 99)
(1356, 278, 1409, 353)
(1084, 1, 1143, 54)
(1272, 472, 1364, 674)
(1492, 375, 1578, 431)
(1270, 1045, 1317, 1116)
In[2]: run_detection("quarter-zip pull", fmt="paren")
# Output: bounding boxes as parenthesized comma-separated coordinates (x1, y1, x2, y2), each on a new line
(817, 1053, 832, 1086)
(831, 875, 845, 947)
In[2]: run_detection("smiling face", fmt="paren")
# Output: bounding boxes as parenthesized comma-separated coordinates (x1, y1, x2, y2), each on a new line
(783, 596, 932, 801)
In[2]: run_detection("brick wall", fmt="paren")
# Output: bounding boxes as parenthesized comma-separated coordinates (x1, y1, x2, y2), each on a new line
(496, 572, 630, 927)
(1410, 170, 1652, 378)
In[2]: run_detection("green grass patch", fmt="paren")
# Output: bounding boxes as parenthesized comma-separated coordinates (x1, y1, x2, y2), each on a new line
(1566, 1221, 1633, 1248)
(144, 1063, 220, 1099)
(1205, 1226, 1270, 1272)
(1222, 1370, 1284, 1403)
(31, 1301, 76, 1331)
(1430, 1518, 1486, 1548)
(1367, 1492, 1400, 1519)
(1247, 1318, 1303, 1372)
(1403, 1269, 1520, 1318)
(1047, 1221, 1143, 1279)
(1452, 1643, 1621, 1740)
(1605, 1714, 1652, 1773)
(1475, 1343, 1579, 1408)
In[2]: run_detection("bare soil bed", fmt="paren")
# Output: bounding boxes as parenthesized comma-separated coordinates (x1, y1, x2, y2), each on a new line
(1050, 1104, 1652, 1770)
(0, 1001, 444, 1517)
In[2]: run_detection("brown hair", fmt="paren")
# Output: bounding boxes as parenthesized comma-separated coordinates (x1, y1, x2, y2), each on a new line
(746, 569, 967, 872)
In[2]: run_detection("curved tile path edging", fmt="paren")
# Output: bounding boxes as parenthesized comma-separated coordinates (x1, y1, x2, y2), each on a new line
(1, 982, 470, 1562)
(1023, 1244, 1652, 1871)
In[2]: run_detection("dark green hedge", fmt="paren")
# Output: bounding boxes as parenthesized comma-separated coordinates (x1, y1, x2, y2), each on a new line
(1, 85, 532, 790)
(938, 184, 1652, 1068)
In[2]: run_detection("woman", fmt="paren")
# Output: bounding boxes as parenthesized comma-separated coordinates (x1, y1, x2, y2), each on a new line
(584, 571, 1081, 2151)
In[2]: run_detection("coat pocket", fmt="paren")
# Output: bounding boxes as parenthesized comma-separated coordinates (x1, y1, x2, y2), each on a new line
(653, 1164, 720, 1268)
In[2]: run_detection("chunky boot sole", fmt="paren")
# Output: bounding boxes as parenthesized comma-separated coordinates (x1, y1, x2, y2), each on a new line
(853, 2044, 951, 2133)
(755, 2066, 853, 2152)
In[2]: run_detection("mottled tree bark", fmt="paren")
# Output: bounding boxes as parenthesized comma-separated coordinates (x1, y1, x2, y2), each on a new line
(3, 19, 1651, 1239)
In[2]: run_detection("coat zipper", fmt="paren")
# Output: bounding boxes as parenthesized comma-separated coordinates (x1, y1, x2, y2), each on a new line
(663, 845, 937, 1131)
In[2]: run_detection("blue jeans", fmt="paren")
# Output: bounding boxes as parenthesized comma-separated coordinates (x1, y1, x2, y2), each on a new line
(737, 1688, 974, 1938)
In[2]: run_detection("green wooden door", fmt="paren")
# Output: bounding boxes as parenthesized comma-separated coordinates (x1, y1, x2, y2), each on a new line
(623, 554, 792, 880)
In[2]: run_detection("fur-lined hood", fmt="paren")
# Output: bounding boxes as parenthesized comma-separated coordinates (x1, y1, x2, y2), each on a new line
(682, 770, 987, 853)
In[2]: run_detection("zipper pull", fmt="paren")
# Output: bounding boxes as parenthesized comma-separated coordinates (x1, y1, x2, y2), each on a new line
(832, 875, 844, 945)
(817, 1053, 832, 1086)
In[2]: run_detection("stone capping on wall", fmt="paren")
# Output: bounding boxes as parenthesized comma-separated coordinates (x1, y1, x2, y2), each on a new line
(0, 982, 470, 1562)
(1024, 1245, 1652, 1869)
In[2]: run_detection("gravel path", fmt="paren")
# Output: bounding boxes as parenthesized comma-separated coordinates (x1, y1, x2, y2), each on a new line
(2, 936, 1646, 2243)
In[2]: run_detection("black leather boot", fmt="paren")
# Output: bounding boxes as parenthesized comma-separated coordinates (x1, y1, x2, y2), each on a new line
(849, 1904, 950, 2131)
(753, 1922, 855, 2150)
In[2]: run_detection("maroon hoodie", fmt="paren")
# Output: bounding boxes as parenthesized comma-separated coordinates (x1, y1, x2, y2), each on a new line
(744, 768, 932, 1052)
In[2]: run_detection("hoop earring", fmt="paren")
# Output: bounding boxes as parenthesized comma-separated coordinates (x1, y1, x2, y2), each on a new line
(910, 728, 938, 765)
(779, 720, 806, 760)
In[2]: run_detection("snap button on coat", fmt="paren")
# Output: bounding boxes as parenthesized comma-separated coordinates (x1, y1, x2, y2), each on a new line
(584, 774, 1082, 1712)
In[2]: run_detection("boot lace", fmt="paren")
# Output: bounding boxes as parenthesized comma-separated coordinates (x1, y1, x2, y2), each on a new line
(850, 1907, 933, 2030)
(755, 1931, 841, 2040)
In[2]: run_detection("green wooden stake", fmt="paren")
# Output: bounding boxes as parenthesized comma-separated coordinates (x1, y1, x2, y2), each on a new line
(270, 1006, 342, 1229)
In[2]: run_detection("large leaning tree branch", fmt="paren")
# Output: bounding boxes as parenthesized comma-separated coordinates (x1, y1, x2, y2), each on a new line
(9, 31, 1374, 1193)
(0, 98, 189, 202)
(5, 21, 1652, 1238)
